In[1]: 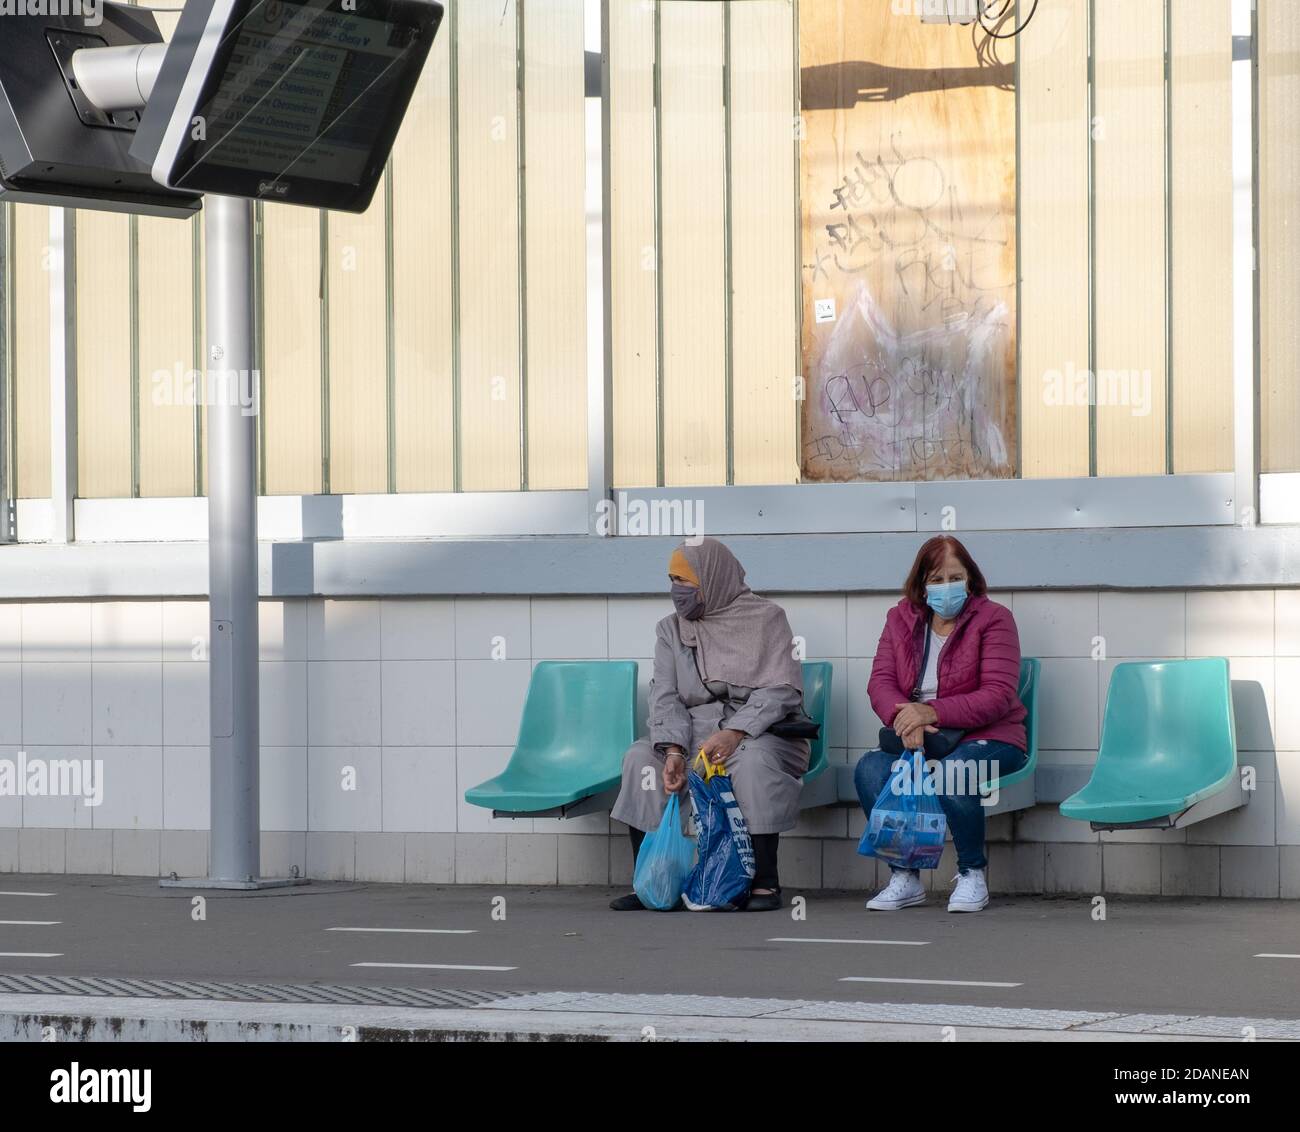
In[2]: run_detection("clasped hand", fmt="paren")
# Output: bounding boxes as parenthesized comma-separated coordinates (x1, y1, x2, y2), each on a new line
(892, 701, 939, 751)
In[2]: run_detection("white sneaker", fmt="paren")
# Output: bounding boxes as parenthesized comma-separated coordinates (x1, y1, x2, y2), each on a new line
(866, 868, 927, 911)
(947, 868, 989, 913)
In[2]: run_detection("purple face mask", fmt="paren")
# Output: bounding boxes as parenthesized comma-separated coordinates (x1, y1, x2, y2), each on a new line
(671, 582, 705, 621)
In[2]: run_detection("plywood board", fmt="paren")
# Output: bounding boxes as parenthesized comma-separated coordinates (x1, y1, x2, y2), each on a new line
(799, 0, 1017, 482)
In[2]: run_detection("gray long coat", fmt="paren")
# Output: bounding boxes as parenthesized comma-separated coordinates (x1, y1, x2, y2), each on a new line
(610, 615, 810, 836)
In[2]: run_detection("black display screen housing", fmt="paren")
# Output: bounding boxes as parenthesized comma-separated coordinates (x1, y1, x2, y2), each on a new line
(153, 0, 442, 213)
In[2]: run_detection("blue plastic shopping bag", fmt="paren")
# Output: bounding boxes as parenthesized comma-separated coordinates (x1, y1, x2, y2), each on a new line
(857, 750, 947, 870)
(633, 793, 696, 910)
(682, 752, 755, 911)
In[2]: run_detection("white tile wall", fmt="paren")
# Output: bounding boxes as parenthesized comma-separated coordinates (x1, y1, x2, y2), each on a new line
(0, 665, 21, 745)
(608, 597, 670, 659)
(1013, 591, 1098, 658)
(454, 599, 530, 660)
(1187, 590, 1274, 658)
(455, 660, 530, 746)
(23, 664, 92, 745)
(778, 594, 848, 659)
(0, 746, 20, 827)
(261, 747, 308, 832)
(92, 663, 162, 746)
(261, 662, 309, 746)
(380, 599, 455, 660)
(163, 745, 209, 830)
(261, 600, 308, 662)
(92, 602, 162, 663)
(93, 746, 163, 829)
(532, 598, 609, 659)
(2, 591, 1298, 893)
(307, 746, 382, 832)
(307, 661, 381, 746)
(0, 604, 20, 663)
(22, 604, 92, 662)
(162, 601, 208, 662)
(381, 661, 455, 746)
(382, 747, 457, 832)
(1098, 591, 1186, 658)
(307, 600, 380, 661)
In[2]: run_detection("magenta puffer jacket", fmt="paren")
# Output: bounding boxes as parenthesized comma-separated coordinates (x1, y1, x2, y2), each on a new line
(868, 593, 1026, 751)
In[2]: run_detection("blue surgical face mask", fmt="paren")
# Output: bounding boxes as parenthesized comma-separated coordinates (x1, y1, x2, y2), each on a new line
(925, 580, 968, 620)
(671, 582, 705, 621)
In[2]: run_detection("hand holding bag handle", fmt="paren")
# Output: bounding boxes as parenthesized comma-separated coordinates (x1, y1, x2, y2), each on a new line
(878, 621, 965, 757)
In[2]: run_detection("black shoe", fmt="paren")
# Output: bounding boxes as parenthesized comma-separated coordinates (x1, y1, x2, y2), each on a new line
(744, 887, 783, 912)
(609, 892, 645, 911)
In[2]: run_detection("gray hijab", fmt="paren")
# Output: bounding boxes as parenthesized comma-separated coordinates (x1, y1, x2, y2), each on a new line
(674, 538, 803, 693)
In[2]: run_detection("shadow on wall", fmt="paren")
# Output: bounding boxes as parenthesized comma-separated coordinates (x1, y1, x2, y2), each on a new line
(1231, 679, 1272, 753)
(800, 59, 1014, 109)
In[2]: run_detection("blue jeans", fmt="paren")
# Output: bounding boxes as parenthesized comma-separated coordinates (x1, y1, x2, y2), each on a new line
(853, 740, 1028, 872)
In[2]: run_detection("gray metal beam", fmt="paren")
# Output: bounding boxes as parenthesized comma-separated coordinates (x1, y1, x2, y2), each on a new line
(4, 522, 1300, 599)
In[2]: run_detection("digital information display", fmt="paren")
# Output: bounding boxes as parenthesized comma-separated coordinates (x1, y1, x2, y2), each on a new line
(135, 0, 442, 212)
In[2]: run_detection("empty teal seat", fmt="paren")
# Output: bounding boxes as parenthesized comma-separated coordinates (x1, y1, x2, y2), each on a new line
(1060, 658, 1238, 826)
(464, 660, 638, 815)
(801, 661, 832, 784)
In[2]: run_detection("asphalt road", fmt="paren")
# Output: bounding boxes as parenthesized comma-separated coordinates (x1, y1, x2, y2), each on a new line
(1, 876, 1297, 1020)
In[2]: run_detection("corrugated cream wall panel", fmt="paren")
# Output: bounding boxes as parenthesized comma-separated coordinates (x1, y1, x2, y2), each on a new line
(609, 0, 658, 488)
(1170, 0, 1232, 474)
(1093, 0, 1166, 476)
(523, 0, 586, 490)
(13, 205, 50, 498)
(1261, 0, 1300, 472)
(76, 211, 132, 498)
(1019, 0, 1090, 478)
(660, 0, 726, 487)
(730, 0, 797, 486)
(392, 16, 454, 493)
(327, 187, 389, 494)
(457, 0, 521, 491)
(261, 204, 323, 495)
(136, 215, 196, 496)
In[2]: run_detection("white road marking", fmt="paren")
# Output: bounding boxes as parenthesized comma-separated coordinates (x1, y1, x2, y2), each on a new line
(840, 976, 1021, 988)
(0, 921, 61, 926)
(326, 927, 477, 934)
(0, 892, 56, 897)
(768, 937, 929, 946)
(0, 952, 63, 958)
(351, 962, 517, 972)
(1254, 953, 1300, 959)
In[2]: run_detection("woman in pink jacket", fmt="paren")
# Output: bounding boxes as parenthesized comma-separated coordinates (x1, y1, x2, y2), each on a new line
(855, 535, 1026, 914)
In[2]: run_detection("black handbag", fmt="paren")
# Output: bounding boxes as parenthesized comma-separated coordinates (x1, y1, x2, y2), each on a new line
(878, 622, 964, 757)
(769, 710, 821, 741)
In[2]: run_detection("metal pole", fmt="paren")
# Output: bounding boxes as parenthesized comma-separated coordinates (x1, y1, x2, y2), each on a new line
(205, 194, 261, 884)
(585, 0, 612, 534)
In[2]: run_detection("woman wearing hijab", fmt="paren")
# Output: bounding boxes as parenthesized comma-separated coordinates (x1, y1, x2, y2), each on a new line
(609, 537, 810, 912)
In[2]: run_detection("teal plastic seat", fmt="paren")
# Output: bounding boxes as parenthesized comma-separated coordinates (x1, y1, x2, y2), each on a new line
(979, 657, 1040, 793)
(801, 661, 832, 784)
(1060, 658, 1238, 826)
(464, 660, 638, 815)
